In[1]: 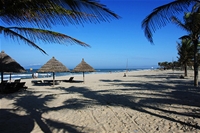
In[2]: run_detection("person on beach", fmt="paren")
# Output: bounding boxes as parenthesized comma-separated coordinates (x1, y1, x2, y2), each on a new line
(123, 73, 126, 77)
(35, 73, 38, 78)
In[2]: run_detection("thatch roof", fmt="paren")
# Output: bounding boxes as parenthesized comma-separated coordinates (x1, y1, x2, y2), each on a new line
(72, 58, 95, 72)
(37, 57, 69, 73)
(0, 51, 25, 73)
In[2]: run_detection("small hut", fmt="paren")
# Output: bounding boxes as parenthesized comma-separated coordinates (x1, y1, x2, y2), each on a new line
(72, 58, 95, 82)
(0, 51, 25, 82)
(37, 57, 69, 86)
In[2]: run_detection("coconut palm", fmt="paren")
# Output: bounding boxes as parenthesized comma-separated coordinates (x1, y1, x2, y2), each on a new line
(0, 0, 120, 54)
(158, 61, 171, 70)
(172, 12, 196, 77)
(142, 0, 200, 87)
(177, 38, 193, 76)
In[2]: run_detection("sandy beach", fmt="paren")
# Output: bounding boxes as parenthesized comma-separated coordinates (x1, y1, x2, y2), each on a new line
(0, 70, 200, 133)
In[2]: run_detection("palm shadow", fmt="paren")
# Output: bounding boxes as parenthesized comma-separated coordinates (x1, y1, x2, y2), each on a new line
(0, 109, 34, 133)
(63, 82, 200, 131)
(128, 73, 180, 79)
(1, 70, 200, 132)
(61, 70, 200, 131)
(1, 88, 92, 133)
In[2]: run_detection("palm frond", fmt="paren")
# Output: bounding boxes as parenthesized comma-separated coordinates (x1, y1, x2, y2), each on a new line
(0, 0, 121, 28)
(171, 16, 190, 31)
(177, 37, 193, 65)
(192, 2, 200, 12)
(8, 27, 90, 47)
(142, 0, 197, 43)
(0, 26, 47, 54)
(179, 35, 191, 40)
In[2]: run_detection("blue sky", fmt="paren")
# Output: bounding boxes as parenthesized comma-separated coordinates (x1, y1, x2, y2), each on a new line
(0, 0, 188, 69)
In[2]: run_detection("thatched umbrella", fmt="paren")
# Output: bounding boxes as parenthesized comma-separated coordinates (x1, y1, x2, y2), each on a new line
(72, 58, 95, 82)
(37, 57, 69, 86)
(0, 51, 25, 82)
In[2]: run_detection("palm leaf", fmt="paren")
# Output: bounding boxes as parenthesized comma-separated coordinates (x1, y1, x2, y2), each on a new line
(1, 26, 90, 54)
(141, 0, 197, 43)
(0, 0, 120, 54)
(179, 35, 192, 40)
(1, 26, 47, 54)
(8, 27, 90, 47)
(0, 0, 120, 28)
(171, 16, 190, 31)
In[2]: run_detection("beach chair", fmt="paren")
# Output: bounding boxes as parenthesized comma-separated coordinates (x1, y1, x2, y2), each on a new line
(1, 80, 8, 84)
(1, 82, 17, 94)
(43, 80, 52, 84)
(43, 80, 60, 85)
(16, 82, 28, 90)
(0, 82, 7, 93)
(54, 80, 61, 85)
(14, 79, 21, 83)
(62, 77, 74, 82)
(44, 80, 60, 85)
(0, 81, 28, 93)
(69, 77, 74, 82)
(31, 80, 43, 85)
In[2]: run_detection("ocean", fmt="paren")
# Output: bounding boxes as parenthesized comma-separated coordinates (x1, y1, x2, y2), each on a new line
(1, 68, 150, 80)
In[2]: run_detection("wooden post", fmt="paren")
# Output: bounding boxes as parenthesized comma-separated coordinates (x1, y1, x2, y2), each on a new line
(83, 72, 85, 83)
(53, 72, 55, 87)
(1, 72, 3, 83)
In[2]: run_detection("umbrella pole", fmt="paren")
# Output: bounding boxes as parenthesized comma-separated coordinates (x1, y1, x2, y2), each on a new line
(53, 72, 55, 87)
(1, 72, 3, 83)
(10, 73, 11, 82)
(83, 72, 85, 82)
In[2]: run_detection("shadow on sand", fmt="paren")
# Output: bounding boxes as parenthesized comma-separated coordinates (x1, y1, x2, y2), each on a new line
(0, 71, 200, 132)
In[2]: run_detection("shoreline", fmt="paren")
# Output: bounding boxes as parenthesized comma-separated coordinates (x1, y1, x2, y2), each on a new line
(1, 69, 199, 133)
(2, 68, 152, 81)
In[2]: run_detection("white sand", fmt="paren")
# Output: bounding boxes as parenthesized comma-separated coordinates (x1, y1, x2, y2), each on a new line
(0, 70, 200, 133)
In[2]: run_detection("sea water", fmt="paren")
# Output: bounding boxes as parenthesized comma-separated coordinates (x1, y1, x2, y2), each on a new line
(1, 68, 150, 80)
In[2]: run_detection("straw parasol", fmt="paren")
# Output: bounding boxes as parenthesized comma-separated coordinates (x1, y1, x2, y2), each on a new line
(0, 51, 25, 82)
(37, 57, 69, 86)
(72, 58, 95, 82)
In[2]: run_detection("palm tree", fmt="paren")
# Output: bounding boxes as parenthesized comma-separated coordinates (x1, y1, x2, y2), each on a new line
(172, 12, 196, 77)
(158, 61, 171, 70)
(177, 38, 193, 76)
(158, 62, 162, 69)
(173, 61, 180, 69)
(142, 0, 200, 87)
(0, 0, 120, 54)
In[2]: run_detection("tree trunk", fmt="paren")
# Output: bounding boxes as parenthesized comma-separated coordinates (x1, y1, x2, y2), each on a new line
(184, 64, 187, 77)
(193, 39, 198, 87)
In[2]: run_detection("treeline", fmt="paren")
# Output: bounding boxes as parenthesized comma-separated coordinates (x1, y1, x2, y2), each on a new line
(158, 38, 197, 77)
(158, 61, 179, 70)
